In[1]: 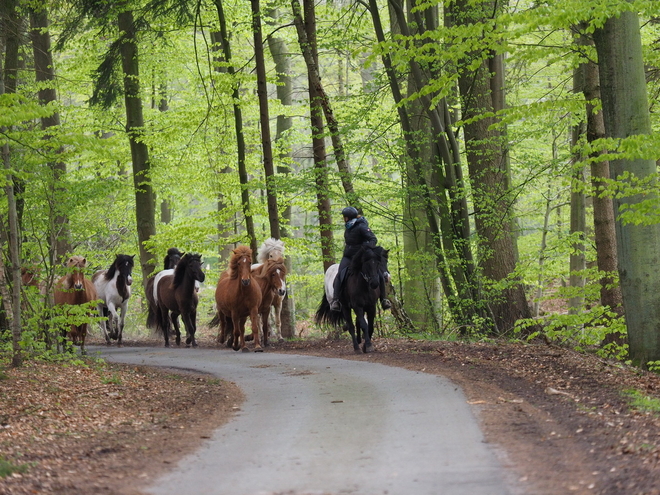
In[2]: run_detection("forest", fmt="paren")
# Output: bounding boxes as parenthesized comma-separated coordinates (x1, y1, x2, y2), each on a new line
(2, 0, 660, 369)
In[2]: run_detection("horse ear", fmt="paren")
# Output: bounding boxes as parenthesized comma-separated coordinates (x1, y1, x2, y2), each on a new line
(82, 258, 87, 266)
(131, 254, 136, 259)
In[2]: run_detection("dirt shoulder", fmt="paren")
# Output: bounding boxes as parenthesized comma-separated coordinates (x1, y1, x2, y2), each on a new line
(0, 356, 243, 495)
(2, 335, 659, 495)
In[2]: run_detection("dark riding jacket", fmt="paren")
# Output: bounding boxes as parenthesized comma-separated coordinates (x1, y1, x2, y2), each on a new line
(342, 217, 377, 258)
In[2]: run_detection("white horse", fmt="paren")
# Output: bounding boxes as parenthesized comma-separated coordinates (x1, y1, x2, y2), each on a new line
(251, 238, 287, 341)
(92, 254, 135, 346)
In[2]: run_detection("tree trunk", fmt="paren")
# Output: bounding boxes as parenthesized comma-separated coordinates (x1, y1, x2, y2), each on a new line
(266, 8, 295, 337)
(577, 30, 624, 342)
(292, 0, 359, 210)
(29, 6, 71, 264)
(251, 0, 280, 240)
(296, 0, 334, 270)
(594, 11, 660, 367)
(213, 0, 257, 253)
(2, 0, 23, 366)
(118, 11, 157, 286)
(447, 0, 531, 333)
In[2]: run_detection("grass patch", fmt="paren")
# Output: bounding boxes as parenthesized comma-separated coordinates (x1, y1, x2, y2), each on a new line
(0, 458, 29, 478)
(623, 389, 660, 414)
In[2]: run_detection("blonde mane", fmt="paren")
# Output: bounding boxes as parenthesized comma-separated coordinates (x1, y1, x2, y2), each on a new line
(257, 238, 285, 264)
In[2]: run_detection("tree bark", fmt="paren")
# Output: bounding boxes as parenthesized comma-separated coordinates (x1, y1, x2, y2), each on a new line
(594, 11, 660, 367)
(265, 8, 295, 337)
(251, 0, 280, 240)
(292, 0, 359, 210)
(446, 0, 532, 333)
(213, 0, 257, 253)
(2, 0, 23, 366)
(118, 10, 157, 286)
(295, 0, 334, 270)
(29, 6, 72, 265)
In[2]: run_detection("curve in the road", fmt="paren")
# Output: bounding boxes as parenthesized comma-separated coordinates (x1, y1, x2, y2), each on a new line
(94, 346, 517, 495)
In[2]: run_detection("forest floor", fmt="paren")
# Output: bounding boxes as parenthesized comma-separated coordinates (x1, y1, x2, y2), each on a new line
(1, 328, 659, 495)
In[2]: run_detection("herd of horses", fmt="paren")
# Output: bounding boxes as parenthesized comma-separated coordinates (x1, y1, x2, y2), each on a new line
(46, 237, 389, 355)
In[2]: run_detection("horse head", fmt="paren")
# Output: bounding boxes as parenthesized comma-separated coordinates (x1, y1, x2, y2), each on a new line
(374, 246, 391, 284)
(164, 247, 183, 270)
(174, 253, 205, 288)
(231, 246, 253, 286)
(260, 258, 287, 297)
(352, 246, 381, 290)
(257, 238, 285, 264)
(66, 256, 88, 290)
(111, 254, 135, 286)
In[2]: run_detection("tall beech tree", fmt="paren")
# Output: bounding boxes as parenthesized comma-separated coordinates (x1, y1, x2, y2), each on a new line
(593, 10, 660, 367)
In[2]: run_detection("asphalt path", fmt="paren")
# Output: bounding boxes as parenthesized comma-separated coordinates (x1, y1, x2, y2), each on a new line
(93, 346, 517, 495)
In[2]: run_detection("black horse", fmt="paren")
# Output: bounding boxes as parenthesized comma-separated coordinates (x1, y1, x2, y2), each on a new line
(315, 245, 383, 353)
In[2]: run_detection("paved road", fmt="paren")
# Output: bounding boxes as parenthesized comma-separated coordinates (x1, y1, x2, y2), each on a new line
(94, 346, 517, 495)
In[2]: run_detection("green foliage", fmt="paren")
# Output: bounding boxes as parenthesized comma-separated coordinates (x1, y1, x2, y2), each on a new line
(0, 458, 30, 479)
(622, 389, 660, 414)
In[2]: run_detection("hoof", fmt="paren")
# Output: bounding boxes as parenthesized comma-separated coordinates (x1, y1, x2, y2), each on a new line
(353, 347, 361, 354)
(192, 341, 198, 348)
(241, 347, 250, 353)
(164, 342, 170, 348)
(363, 343, 375, 354)
(254, 347, 264, 353)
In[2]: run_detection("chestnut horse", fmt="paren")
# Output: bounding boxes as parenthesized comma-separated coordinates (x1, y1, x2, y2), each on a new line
(92, 254, 134, 346)
(153, 252, 205, 348)
(251, 258, 287, 347)
(54, 256, 98, 354)
(213, 246, 262, 352)
(251, 238, 287, 341)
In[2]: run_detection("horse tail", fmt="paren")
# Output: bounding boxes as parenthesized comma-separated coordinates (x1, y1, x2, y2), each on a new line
(208, 312, 221, 328)
(146, 304, 160, 333)
(314, 293, 344, 329)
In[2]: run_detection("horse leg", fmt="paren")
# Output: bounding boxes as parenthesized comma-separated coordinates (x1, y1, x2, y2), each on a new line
(80, 323, 88, 355)
(157, 305, 170, 347)
(107, 302, 119, 340)
(354, 307, 372, 353)
(183, 311, 197, 348)
(342, 306, 360, 353)
(116, 302, 127, 347)
(274, 297, 283, 342)
(98, 303, 111, 344)
(261, 309, 270, 348)
(171, 311, 182, 346)
(363, 305, 376, 354)
(250, 309, 263, 352)
(232, 314, 246, 352)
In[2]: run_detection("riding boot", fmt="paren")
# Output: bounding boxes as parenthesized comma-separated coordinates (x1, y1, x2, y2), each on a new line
(330, 275, 341, 311)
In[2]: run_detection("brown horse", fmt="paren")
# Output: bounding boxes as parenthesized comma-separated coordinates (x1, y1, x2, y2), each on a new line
(213, 246, 262, 352)
(53, 256, 98, 354)
(248, 258, 287, 347)
(153, 253, 205, 348)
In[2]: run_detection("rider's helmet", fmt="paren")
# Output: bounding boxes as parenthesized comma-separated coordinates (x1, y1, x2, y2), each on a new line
(341, 206, 359, 219)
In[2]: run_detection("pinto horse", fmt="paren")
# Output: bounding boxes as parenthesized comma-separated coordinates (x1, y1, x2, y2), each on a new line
(251, 258, 287, 347)
(145, 247, 183, 332)
(213, 246, 262, 352)
(250, 238, 287, 341)
(54, 256, 98, 354)
(153, 252, 205, 347)
(315, 245, 383, 353)
(92, 254, 135, 346)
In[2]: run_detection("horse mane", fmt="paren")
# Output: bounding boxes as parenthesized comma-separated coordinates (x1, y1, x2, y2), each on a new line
(104, 254, 134, 281)
(173, 252, 202, 288)
(229, 246, 253, 279)
(164, 247, 183, 270)
(66, 255, 87, 269)
(258, 257, 287, 278)
(349, 245, 380, 272)
(257, 238, 285, 264)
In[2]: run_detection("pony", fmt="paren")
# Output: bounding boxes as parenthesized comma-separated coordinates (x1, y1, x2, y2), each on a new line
(54, 256, 98, 354)
(145, 247, 184, 333)
(152, 252, 205, 348)
(250, 238, 287, 341)
(212, 246, 262, 352)
(315, 245, 384, 353)
(251, 258, 287, 347)
(92, 254, 135, 346)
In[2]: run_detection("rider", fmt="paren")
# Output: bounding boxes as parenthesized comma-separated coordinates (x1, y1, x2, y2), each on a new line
(329, 206, 392, 312)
